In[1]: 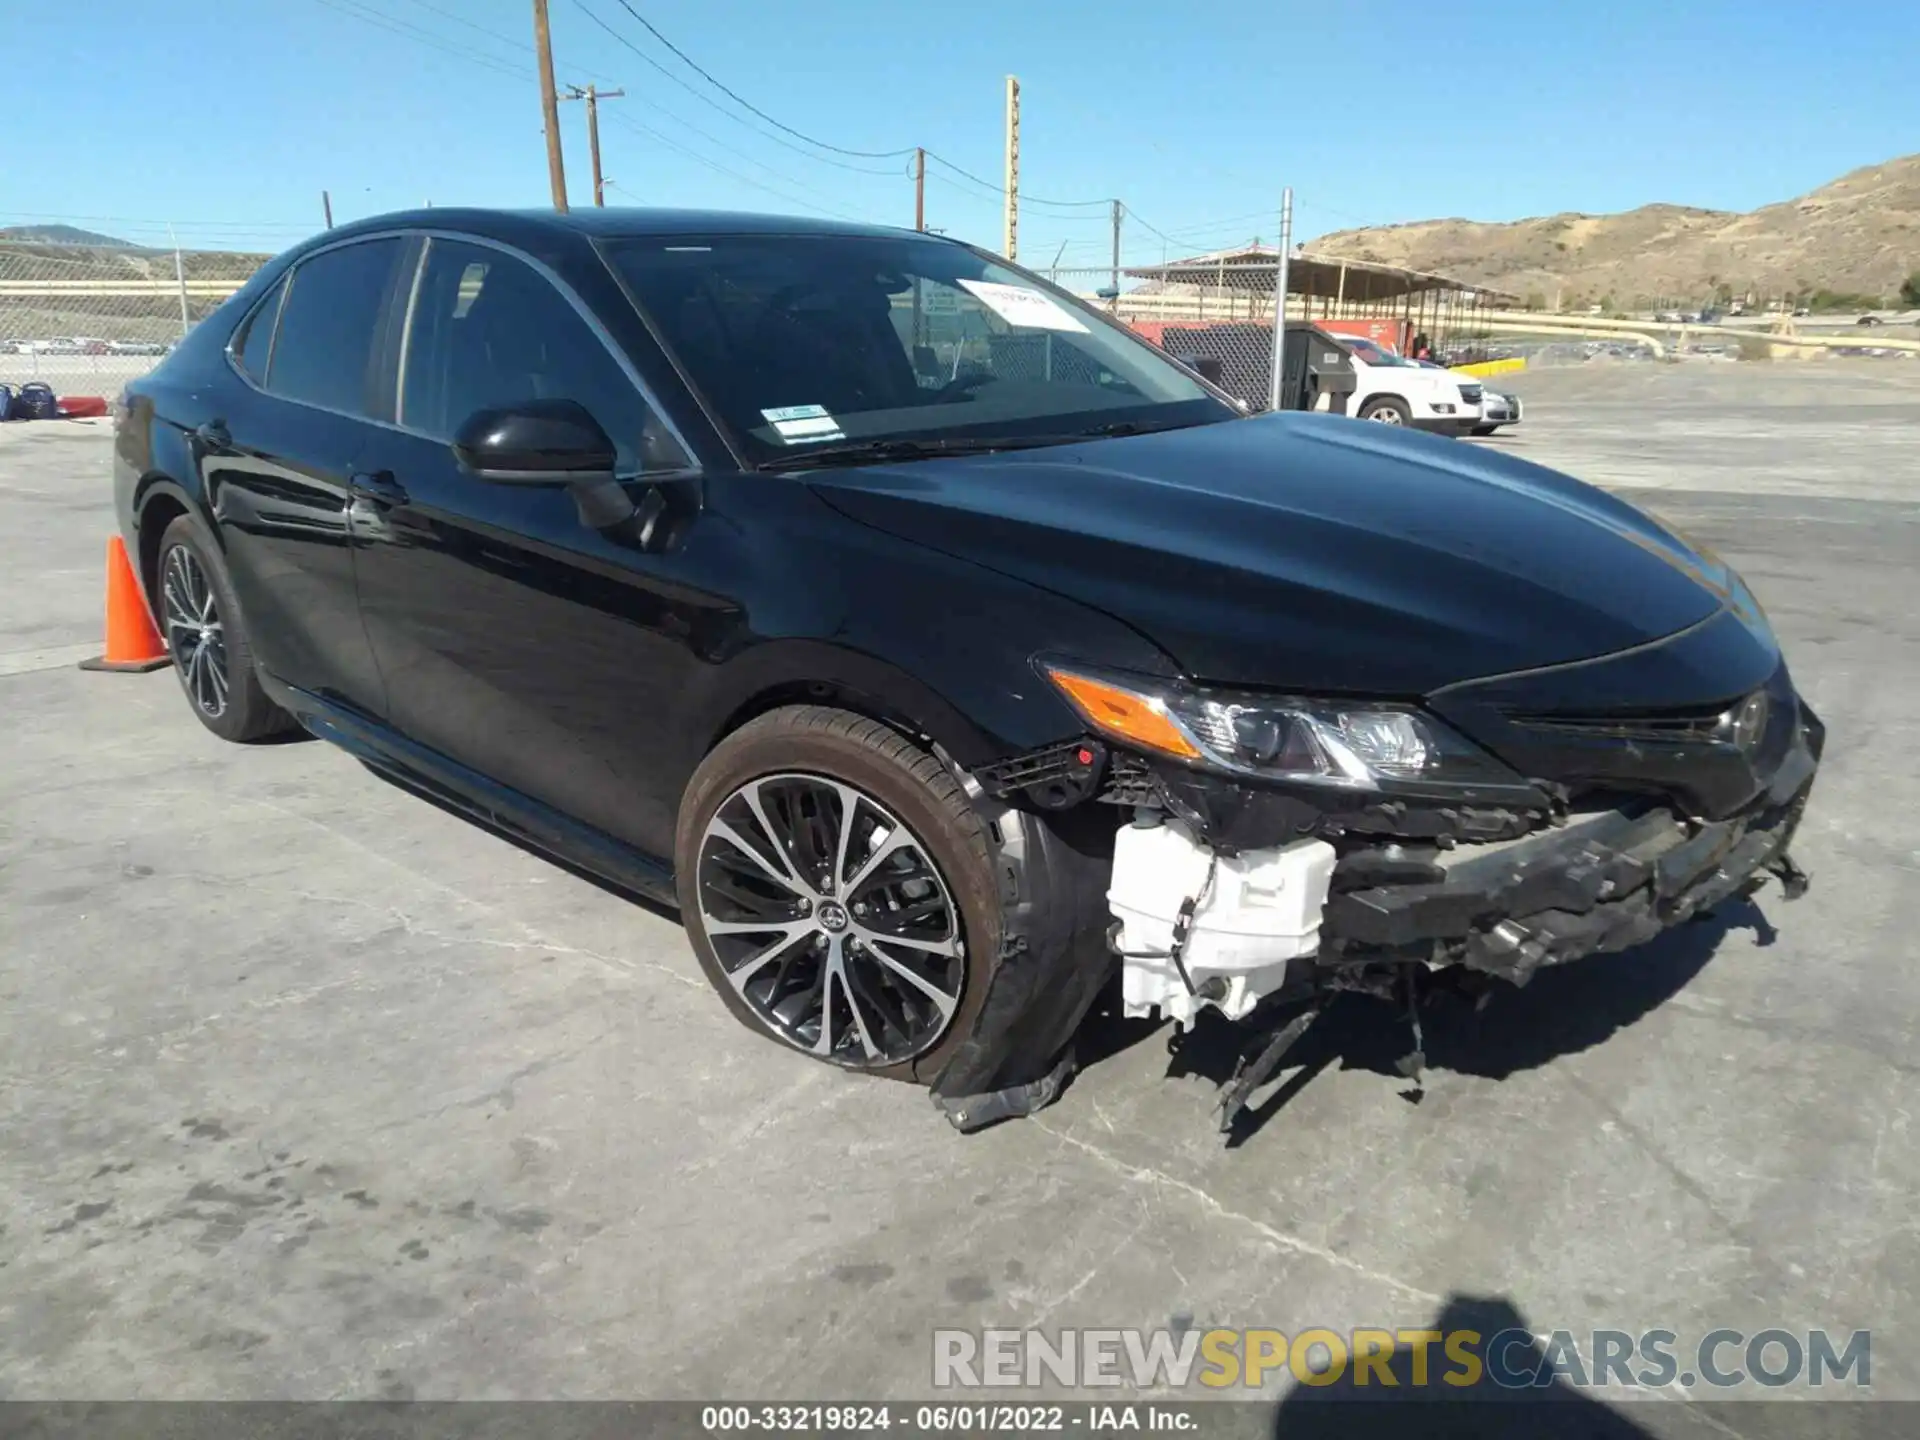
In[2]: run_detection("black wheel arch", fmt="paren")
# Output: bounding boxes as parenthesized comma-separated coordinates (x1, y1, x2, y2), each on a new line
(131, 475, 211, 615)
(690, 639, 1034, 775)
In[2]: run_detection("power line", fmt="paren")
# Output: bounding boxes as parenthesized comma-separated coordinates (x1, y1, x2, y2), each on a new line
(391, 0, 625, 84)
(919, 170, 1107, 221)
(602, 63, 909, 190)
(600, 116, 866, 223)
(569, 0, 905, 176)
(599, 0, 915, 160)
(921, 152, 1111, 211)
(304, 0, 530, 79)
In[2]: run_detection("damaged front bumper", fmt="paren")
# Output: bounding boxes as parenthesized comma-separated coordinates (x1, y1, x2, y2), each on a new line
(1324, 713, 1821, 985)
(937, 695, 1822, 1133)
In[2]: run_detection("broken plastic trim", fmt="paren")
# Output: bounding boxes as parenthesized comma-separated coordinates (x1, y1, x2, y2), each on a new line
(1323, 719, 1821, 984)
(925, 761, 1117, 1132)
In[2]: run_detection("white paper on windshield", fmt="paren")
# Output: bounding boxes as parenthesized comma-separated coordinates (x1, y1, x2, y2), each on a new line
(761, 404, 845, 444)
(957, 279, 1089, 333)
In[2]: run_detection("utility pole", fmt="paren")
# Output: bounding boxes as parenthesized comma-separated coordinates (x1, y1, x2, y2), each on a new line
(166, 223, 191, 340)
(1109, 199, 1123, 311)
(322, 190, 334, 229)
(914, 147, 926, 232)
(1002, 75, 1020, 260)
(531, 0, 569, 211)
(1266, 187, 1293, 412)
(564, 84, 624, 206)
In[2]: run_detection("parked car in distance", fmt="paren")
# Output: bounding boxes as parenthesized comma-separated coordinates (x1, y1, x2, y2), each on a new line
(1412, 357, 1519, 436)
(112, 207, 1825, 1133)
(108, 340, 171, 356)
(1473, 388, 1522, 435)
(1338, 335, 1480, 433)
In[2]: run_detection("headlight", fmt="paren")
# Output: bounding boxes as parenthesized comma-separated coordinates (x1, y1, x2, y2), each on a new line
(1043, 665, 1525, 792)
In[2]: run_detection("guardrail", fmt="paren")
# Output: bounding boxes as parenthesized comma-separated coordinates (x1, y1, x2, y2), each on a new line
(1477, 310, 1920, 358)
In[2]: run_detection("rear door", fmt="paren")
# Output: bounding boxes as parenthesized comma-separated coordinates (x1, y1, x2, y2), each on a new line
(208, 235, 410, 715)
(349, 234, 706, 859)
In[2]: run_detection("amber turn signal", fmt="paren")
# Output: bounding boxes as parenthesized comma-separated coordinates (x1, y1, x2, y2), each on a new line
(1043, 667, 1201, 761)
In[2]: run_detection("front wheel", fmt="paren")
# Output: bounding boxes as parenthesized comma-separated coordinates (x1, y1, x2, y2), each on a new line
(674, 706, 1003, 1083)
(1358, 397, 1410, 424)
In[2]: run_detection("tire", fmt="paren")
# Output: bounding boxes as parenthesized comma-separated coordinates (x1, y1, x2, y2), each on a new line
(674, 705, 1002, 1084)
(1358, 396, 1410, 425)
(1471, 423, 1500, 436)
(155, 513, 296, 743)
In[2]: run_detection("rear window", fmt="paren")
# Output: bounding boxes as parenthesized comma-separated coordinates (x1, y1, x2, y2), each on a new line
(265, 238, 405, 417)
(229, 276, 287, 385)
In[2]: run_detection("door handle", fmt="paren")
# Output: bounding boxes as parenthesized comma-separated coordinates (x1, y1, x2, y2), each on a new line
(348, 470, 409, 506)
(194, 419, 231, 449)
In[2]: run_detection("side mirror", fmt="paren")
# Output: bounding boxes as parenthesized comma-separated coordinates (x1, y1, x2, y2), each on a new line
(451, 399, 616, 484)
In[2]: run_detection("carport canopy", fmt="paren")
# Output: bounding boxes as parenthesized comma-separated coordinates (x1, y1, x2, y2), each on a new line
(1124, 244, 1518, 306)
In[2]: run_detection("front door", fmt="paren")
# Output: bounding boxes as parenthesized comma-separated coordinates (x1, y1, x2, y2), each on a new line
(349, 235, 709, 860)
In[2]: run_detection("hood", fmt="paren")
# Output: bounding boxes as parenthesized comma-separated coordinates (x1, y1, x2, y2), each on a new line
(804, 412, 1734, 695)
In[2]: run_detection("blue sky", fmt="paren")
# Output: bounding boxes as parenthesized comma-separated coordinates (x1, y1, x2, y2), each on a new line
(7, 0, 1917, 265)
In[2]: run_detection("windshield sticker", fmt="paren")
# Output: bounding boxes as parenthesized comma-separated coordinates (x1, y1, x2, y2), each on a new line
(956, 279, 1089, 333)
(761, 404, 846, 444)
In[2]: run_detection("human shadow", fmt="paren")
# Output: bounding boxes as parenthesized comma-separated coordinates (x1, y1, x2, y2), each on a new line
(1075, 897, 1775, 1146)
(1265, 1294, 1674, 1439)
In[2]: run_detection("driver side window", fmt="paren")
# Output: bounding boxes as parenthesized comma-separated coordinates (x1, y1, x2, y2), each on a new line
(399, 237, 686, 472)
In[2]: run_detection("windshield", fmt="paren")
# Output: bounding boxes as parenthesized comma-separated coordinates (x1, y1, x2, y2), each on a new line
(1342, 336, 1415, 367)
(603, 233, 1233, 465)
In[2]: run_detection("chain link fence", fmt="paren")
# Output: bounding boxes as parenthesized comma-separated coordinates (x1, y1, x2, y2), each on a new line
(0, 237, 269, 392)
(1044, 261, 1286, 409)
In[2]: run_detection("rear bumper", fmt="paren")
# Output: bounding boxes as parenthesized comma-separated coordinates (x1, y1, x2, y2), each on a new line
(1323, 706, 1823, 985)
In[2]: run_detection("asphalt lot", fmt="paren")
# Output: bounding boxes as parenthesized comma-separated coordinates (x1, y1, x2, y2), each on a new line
(4, 364, 1919, 1418)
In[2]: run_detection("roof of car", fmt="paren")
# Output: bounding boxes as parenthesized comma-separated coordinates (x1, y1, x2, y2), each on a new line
(325, 206, 930, 245)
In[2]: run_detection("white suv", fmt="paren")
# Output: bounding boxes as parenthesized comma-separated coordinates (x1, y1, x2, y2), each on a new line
(1338, 336, 1478, 435)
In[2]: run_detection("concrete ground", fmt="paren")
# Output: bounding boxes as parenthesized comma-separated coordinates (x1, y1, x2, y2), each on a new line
(3, 367, 1918, 1415)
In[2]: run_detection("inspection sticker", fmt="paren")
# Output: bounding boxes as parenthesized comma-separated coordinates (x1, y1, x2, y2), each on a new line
(761, 404, 845, 444)
(957, 279, 1089, 333)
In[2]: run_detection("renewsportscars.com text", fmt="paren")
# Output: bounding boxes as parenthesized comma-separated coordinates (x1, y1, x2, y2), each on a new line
(932, 1326, 1871, 1391)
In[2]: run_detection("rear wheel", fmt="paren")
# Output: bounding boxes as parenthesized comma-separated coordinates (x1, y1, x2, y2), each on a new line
(156, 513, 295, 743)
(674, 706, 1002, 1083)
(1359, 396, 1410, 424)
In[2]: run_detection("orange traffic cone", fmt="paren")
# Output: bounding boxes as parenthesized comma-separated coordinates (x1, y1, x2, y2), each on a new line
(78, 536, 172, 673)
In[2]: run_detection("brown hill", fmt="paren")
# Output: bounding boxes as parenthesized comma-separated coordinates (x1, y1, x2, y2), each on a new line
(1312, 154, 1920, 308)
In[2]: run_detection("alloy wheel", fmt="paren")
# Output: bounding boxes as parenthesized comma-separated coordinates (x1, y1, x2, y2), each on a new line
(161, 543, 229, 719)
(1368, 405, 1406, 425)
(695, 772, 966, 1067)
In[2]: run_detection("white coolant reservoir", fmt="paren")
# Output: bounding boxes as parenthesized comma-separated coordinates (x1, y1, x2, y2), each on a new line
(1107, 816, 1337, 1027)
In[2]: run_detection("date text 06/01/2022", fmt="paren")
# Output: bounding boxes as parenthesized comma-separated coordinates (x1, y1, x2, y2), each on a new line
(699, 1404, 1198, 1432)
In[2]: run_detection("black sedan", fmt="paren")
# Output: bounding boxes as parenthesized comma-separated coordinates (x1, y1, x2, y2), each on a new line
(112, 208, 1822, 1133)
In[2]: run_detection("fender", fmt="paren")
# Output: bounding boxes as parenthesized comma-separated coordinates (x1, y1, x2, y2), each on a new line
(125, 471, 214, 613)
(686, 637, 1010, 770)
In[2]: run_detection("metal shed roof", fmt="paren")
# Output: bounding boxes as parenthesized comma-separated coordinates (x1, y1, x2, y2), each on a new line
(1123, 244, 1517, 305)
